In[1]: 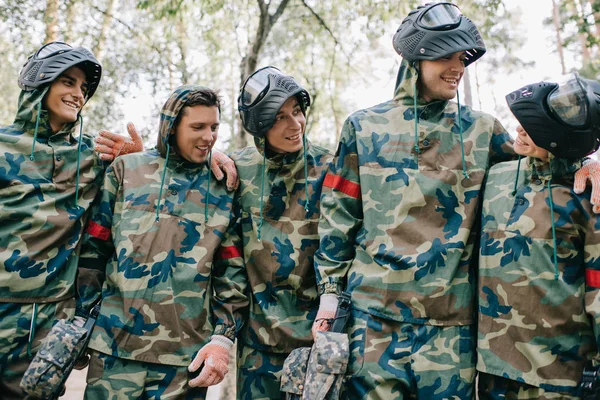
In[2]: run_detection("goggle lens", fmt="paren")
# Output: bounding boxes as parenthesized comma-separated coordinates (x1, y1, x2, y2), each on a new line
(241, 66, 280, 107)
(420, 3, 462, 29)
(548, 74, 588, 127)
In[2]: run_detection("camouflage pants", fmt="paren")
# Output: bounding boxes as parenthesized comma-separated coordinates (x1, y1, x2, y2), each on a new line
(84, 350, 207, 400)
(478, 372, 581, 399)
(341, 309, 476, 400)
(237, 344, 288, 400)
(0, 299, 74, 400)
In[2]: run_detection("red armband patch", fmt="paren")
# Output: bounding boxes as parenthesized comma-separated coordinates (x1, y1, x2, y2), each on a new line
(86, 221, 111, 241)
(323, 174, 361, 199)
(586, 269, 600, 288)
(216, 246, 242, 260)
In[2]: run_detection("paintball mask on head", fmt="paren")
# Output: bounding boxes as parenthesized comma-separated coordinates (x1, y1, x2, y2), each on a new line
(392, 2, 486, 67)
(238, 66, 310, 138)
(506, 73, 600, 158)
(18, 41, 102, 100)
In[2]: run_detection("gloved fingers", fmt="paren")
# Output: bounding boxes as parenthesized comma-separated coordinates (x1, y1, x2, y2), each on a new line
(573, 170, 588, 194)
(126, 122, 142, 142)
(98, 130, 127, 143)
(188, 349, 207, 373)
(224, 164, 240, 191)
(94, 143, 116, 155)
(189, 364, 227, 387)
(311, 319, 330, 340)
(210, 159, 225, 181)
(95, 135, 118, 149)
(593, 204, 600, 214)
(590, 175, 600, 209)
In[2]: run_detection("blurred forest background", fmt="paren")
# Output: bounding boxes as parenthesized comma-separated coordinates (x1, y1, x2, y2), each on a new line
(1, 0, 598, 154)
(1, 0, 599, 398)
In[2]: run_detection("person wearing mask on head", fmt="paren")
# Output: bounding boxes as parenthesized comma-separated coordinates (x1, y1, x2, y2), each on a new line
(477, 74, 600, 399)
(209, 66, 333, 398)
(311, 3, 600, 399)
(0, 41, 107, 399)
(76, 86, 248, 399)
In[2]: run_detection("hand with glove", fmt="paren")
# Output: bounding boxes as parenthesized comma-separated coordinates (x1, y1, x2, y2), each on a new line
(211, 149, 239, 192)
(95, 122, 144, 161)
(311, 293, 339, 340)
(188, 335, 232, 387)
(574, 159, 600, 213)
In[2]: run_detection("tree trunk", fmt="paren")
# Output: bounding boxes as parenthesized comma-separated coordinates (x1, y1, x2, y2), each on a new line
(64, 0, 77, 43)
(552, 0, 568, 74)
(94, 0, 116, 62)
(236, 0, 291, 149)
(43, 0, 59, 44)
(176, 13, 189, 84)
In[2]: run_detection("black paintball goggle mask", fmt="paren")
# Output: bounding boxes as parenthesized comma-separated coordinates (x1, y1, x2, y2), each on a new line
(238, 66, 311, 138)
(506, 73, 600, 159)
(392, 2, 486, 67)
(18, 41, 102, 100)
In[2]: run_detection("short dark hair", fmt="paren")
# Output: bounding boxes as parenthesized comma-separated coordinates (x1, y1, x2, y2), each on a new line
(172, 88, 222, 140)
(184, 88, 221, 113)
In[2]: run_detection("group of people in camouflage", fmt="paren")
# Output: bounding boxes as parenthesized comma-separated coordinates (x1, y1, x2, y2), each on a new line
(1, 2, 600, 399)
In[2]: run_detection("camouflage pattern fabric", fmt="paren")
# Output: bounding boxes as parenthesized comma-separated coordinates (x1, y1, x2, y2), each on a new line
(0, 300, 75, 400)
(478, 372, 582, 400)
(477, 156, 600, 395)
(280, 331, 348, 400)
(231, 137, 333, 354)
(76, 85, 248, 368)
(237, 344, 288, 400)
(314, 59, 515, 327)
(20, 318, 89, 399)
(0, 86, 105, 303)
(280, 347, 311, 399)
(341, 308, 476, 399)
(84, 350, 208, 399)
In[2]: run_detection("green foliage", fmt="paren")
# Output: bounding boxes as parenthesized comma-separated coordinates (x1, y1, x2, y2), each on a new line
(0, 0, 537, 152)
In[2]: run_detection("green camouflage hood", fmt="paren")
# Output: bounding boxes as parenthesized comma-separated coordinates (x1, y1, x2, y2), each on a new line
(14, 86, 80, 141)
(156, 84, 210, 158)
(393, 59, 448, 117)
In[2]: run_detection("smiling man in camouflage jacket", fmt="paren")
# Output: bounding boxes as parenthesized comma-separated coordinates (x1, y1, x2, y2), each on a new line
(231, 66, 334, 399)
(0, 42, 106, 399)
(311, 3, 600, 399)
(77, 86, 248, 399)
(478, 76, 600, 399)
(311, 4, 514, 398)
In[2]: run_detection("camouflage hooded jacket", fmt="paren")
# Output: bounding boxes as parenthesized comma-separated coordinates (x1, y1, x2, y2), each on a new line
(314, 59, 515, 326)
(478, 156, 600, 392)
(0, 87, 105, 303)
(231, 136, 333, 353)
(76, 85, 247, 366)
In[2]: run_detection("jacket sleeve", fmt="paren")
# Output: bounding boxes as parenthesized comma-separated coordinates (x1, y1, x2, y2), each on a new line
(314, 117, 364, 295)
(584, 207, 600, 363)
(211, 193, 248, 341)
(488, 118, 516, 166)
(76, 163, 119, 317)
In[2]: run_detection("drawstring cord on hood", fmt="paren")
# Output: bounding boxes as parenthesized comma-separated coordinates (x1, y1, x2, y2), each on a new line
(26, 303, 38, 359)
(257, 144, 267, 241)
(456, 91, 469, 179)
(513, 156, 559, 280)
(413, 80, 420, 164)
(205, 150, 212, 223)
(546, 163, 559, 280)
(302, 134, 310, 213)
(74, 115, 84, 208)
(29, 102, 42, 161)
(511, 156, 523, 196)
(156, 143, 170, 222)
